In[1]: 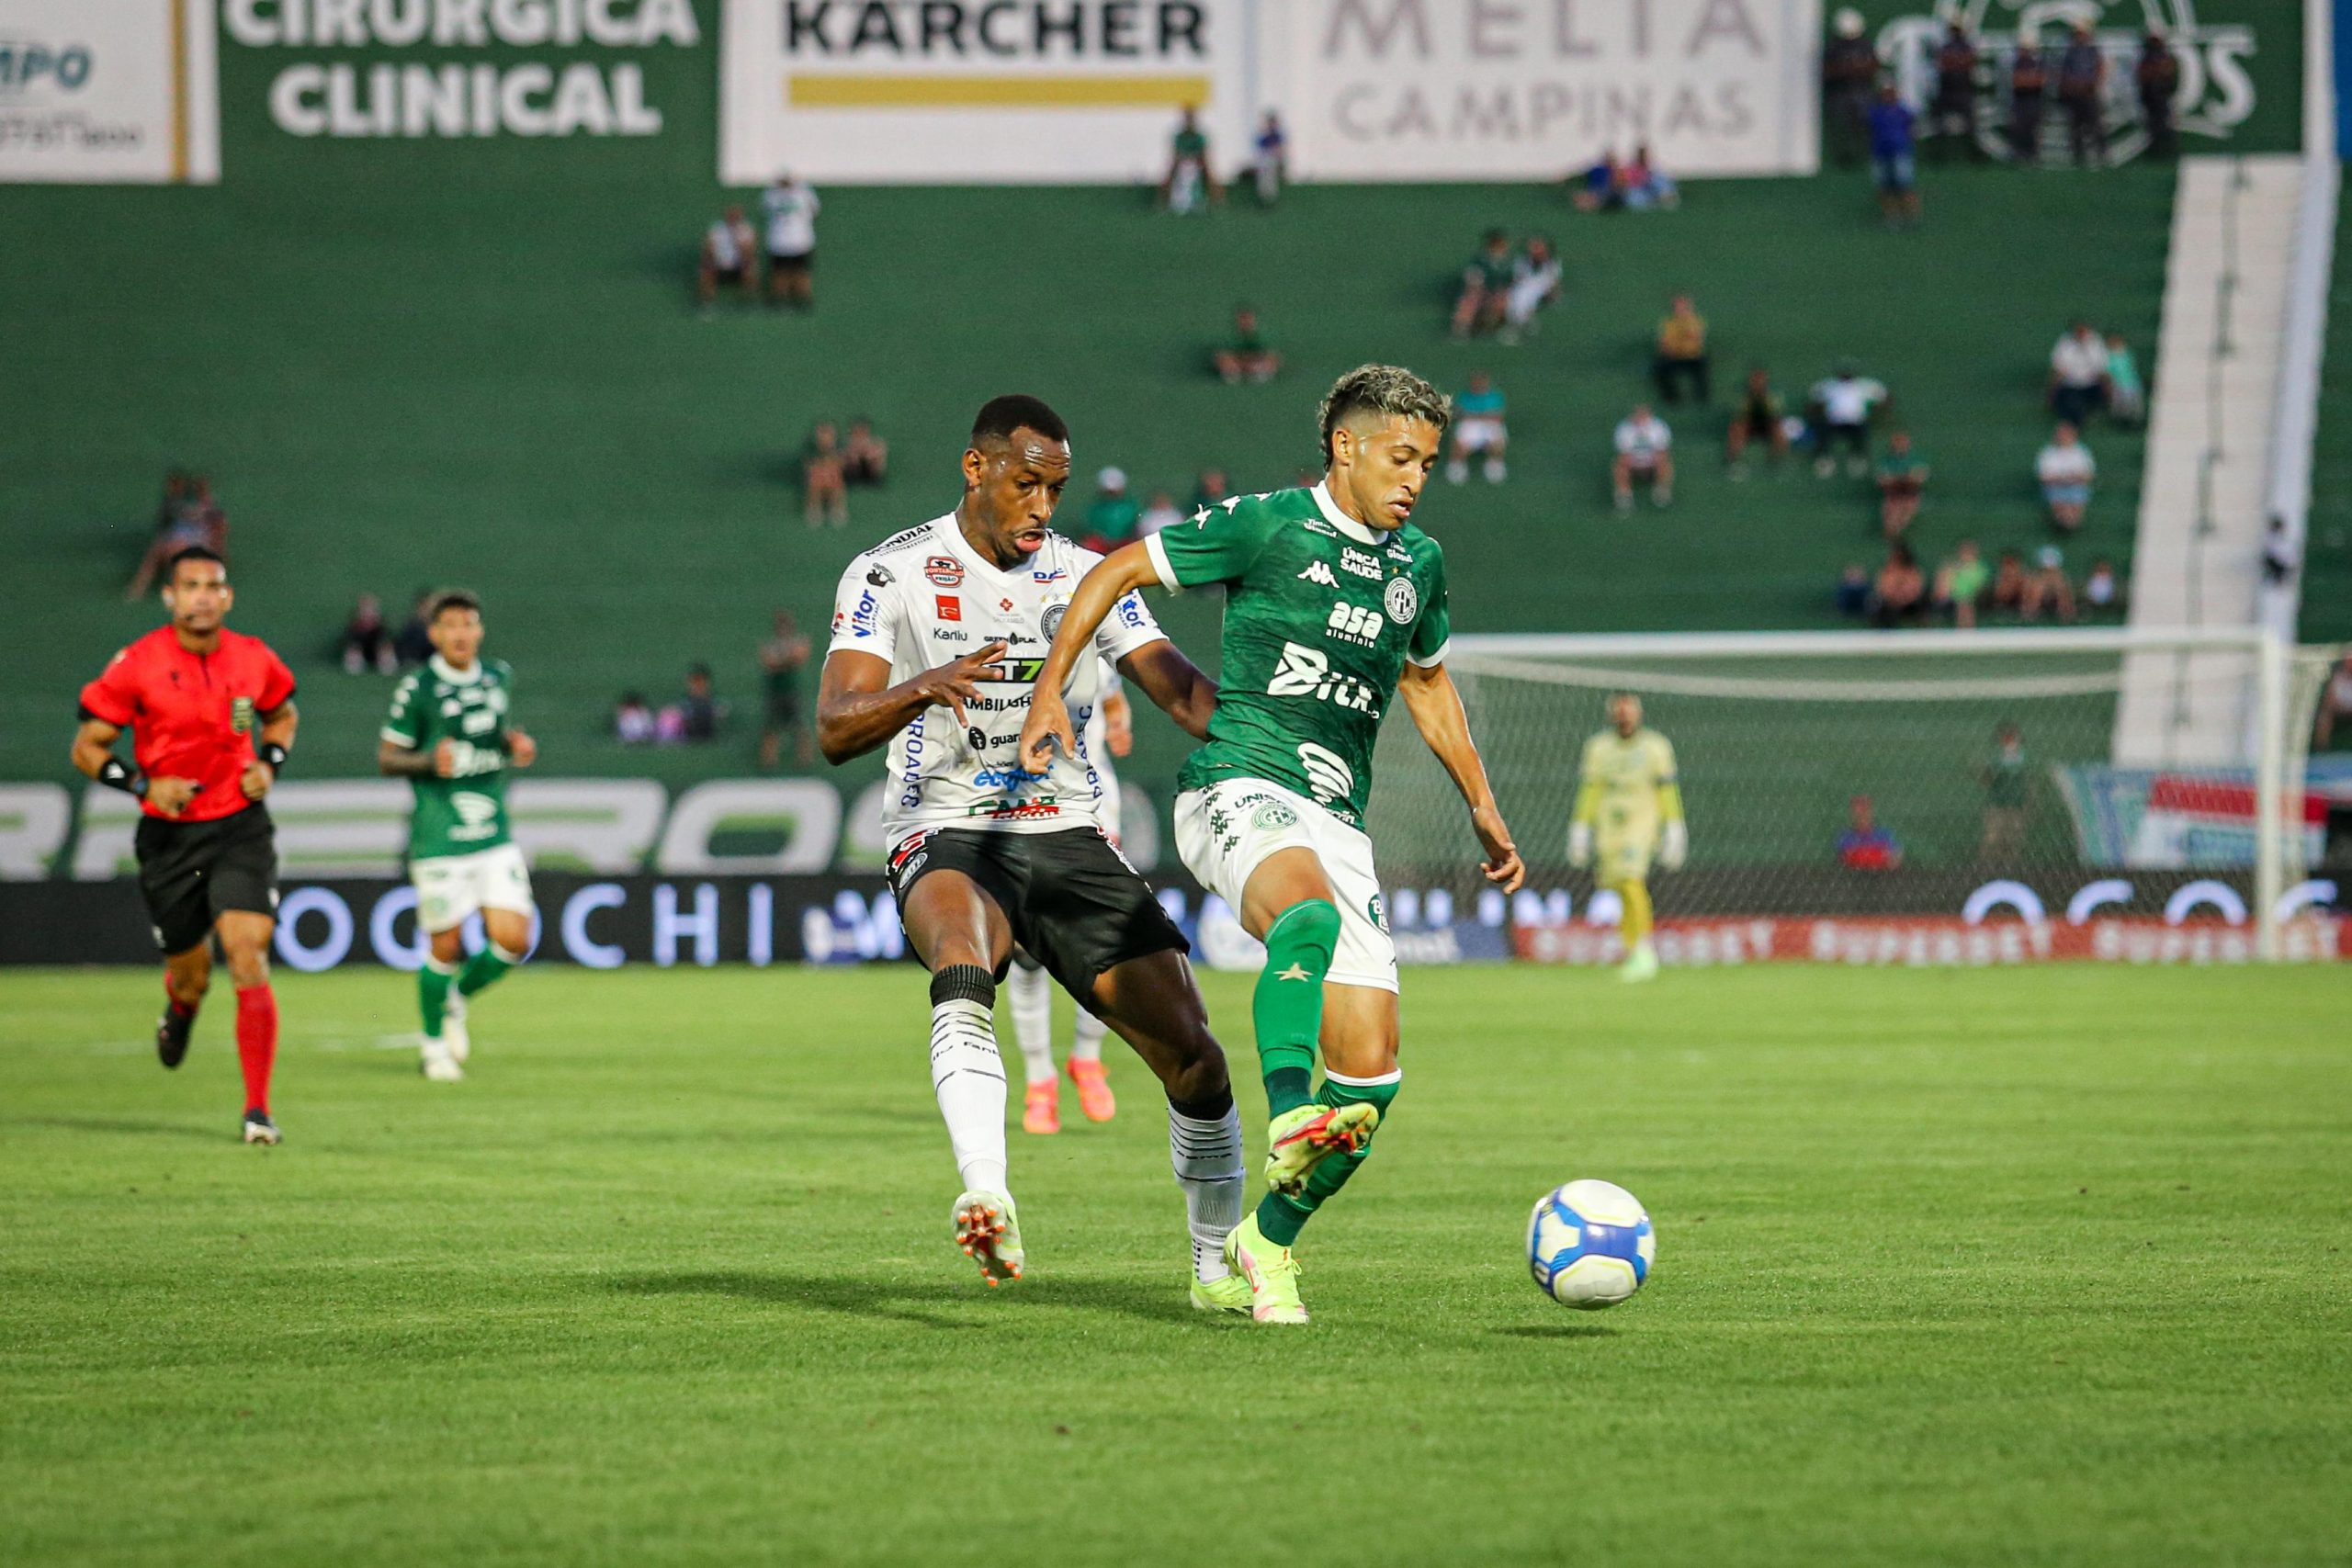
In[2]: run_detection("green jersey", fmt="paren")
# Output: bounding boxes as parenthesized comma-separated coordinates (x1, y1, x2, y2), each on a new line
(1146, 484, 1450, 828)
(382, 655, 518, 860)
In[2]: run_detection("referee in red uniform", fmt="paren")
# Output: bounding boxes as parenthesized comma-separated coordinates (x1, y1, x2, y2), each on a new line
(71, 546, 300, 1145)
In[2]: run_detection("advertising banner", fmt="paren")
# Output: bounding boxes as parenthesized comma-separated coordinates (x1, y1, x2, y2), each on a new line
(719, 0, 1251, 183)
(0, 0, 219, 182)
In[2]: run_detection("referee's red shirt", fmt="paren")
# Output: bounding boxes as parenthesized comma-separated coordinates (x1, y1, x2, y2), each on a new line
(79, 626, 297, 823)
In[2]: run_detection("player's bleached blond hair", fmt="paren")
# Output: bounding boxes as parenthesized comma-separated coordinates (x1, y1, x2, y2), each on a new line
(1317, 364, 1452, 464)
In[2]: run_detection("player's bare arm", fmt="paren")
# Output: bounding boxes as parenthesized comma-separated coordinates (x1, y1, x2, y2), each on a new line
(72, 716, 203, 818)
(817, 640, 1009, 765)
(1019, 538, 1160, 771)
(1115, 640, 1216, 744)
(1396, 659, 1524, 892)
(240, 700, 298, 801)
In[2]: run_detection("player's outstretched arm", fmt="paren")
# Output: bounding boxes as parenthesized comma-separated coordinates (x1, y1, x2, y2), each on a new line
(816, 642, 1007, 766)
(1019, 540, 1159, 772)
(1116, 641, 1217, 743)
(1397, 660, 1525, 893)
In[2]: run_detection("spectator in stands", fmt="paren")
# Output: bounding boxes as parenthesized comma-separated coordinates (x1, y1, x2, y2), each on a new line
(1572, 150, 1623, 212)
(2314, 654, 2352, 750)
(2048, 321, 2109, 427)
(615, 692, 656, 744)
(1725, 367, 1791, 476)
(1811, 364, 1888, 477)
(1875, 430, 1929, 537)
(758, 611, 811, 770)
(2009, 37, 2050, 162)
(1137, 490, 1182, 536)
(125, 473, 227, 600)
(1448, 370, 1509, 485)
(1837, 795, 1904, 869)
(1652, 294, 1710, 405)
(393, 588, 436, 667)
(1612, 403, 1674, 512)
(1452, 229, 1516, 338)
(842, 418, 888, 486)
(1620, 144, 1679, 210)
(1979, 722, 2030, 862)
(1835, 562, 1873, 618)
(678, 662, 724, 742)
(2084, 555, 2123, 616)
(1082, 468, 1140, 554)
(1822, 9, 1879, 167)
(1191, 468, 1229, 512)
(1930, 20, 1982, 154)
(761, 172, 819, 309)
(1934, 537, 1991, 628)
(1214, 306, 1281, 384)
(2138, 28, 2182, 157)
(2020, 546, 2078, 622)
(1162, 106, 1220, 214)
(1871, 541, 1928, 626)
(2105, 334, 2145, 426)
(1988, 548, 2029, 616)
(1250, 110, 1287, 206)
(1868, 85, 1922, 229)
(698, 204, 758, 310)
(2057, 23, 2107, 165)
(804, 421, 848, 528)
(1500, 235, 1562, 345)
(2036, 423, 2096, 531)
(339, 592, 396, 674)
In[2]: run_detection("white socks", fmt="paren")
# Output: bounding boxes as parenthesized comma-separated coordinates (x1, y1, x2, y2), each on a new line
(1070, 1007, 1106, 1063)
(1004, 962, 1057, 1086)
(1168, 1102, 1245, 1280)
(930, 996, 1008, 1196)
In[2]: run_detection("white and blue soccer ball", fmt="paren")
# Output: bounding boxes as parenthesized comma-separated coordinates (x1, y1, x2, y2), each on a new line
(1527, 1179, 1655, 1309)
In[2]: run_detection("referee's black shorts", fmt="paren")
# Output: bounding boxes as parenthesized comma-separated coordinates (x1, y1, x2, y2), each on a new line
(885, 826, 1187, 1003)
(134, 805, 278, 954)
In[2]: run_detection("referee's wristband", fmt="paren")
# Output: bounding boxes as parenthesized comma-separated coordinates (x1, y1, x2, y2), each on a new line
(258, 741, 288, 772)
(97, 758, 148, 798)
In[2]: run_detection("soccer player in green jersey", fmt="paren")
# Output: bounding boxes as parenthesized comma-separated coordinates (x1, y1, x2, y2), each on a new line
(1020, 365, 1526, 1324)
(378, 592, 537, 1083)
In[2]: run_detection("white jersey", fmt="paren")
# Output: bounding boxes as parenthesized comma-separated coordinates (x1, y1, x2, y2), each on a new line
(1085, 662, 1124, 840)
(830, 514, 1162, 848)
(761, 182, 819, 254)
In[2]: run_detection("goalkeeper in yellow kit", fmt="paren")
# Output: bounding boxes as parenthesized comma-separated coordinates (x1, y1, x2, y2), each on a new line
(1568, 693, 1685, 982)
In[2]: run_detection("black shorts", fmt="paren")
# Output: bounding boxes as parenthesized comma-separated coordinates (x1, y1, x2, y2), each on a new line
(768, 249, 813, 276)
(712, 264, 747, 286)
(134, 805, 278, 954)
(886, 827, 1187, 1000)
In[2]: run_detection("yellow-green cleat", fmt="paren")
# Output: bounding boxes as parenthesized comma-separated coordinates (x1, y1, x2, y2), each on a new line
(1263, 1102, 1378, 1198)
(1224, 1213, 1309, 1325)
(1188, 1269, 1253, 1315)
(952, 1190, 1024, 1287)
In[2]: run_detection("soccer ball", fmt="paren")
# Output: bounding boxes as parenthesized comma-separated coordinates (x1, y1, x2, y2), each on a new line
(1527, 1179, 1655, 1309)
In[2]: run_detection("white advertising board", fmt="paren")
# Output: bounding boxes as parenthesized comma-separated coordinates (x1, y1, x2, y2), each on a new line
(0, 0, 219, 183)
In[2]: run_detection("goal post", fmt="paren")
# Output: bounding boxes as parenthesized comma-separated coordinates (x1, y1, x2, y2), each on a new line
(1366, 627, 2346, 964)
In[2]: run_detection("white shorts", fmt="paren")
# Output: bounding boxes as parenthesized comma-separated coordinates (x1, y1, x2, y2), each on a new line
(412, 842, 534, 934)
(1174, 777, 1396, 992)
(1455, 417, 1506, 453)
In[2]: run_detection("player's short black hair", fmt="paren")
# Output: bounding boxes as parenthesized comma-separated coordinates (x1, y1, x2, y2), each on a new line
(1317, 364, 1452, 464)
(425, 589, 481, 622)
(970, 394, 1069, 450)
(164, 544, 227, 580)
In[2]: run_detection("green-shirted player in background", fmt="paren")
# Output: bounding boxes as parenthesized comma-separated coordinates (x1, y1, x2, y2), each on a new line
(1022, 365, 1525, 1325)
(378, 591, 537, 1082)
(1568, 693, 1686, 983)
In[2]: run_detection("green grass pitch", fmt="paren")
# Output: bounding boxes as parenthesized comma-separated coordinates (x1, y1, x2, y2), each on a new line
(3, 963, 2347, 1566)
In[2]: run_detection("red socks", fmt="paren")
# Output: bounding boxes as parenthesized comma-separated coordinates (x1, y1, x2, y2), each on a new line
(234, 985, 277, 1115)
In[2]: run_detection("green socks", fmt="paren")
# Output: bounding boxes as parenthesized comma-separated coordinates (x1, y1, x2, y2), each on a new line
(418, 954, 458, 1039)
(458, 942, 519, 998)
(1257, 1072, 1402, 1247)
(1254, 899, 1340, 1116)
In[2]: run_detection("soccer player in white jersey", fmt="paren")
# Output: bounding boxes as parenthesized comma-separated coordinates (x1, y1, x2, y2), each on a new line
(1005, 663, 1130, 1133)
(817, 395, 1360, 1306)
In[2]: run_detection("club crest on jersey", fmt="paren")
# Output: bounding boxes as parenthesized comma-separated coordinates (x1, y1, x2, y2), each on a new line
(936, 594, 961, 621)
(1385, 576, 1419, 624)
(924, 556, 964, 587)
(1041, 604, 1067, 640)
(231, 696, 255, 733)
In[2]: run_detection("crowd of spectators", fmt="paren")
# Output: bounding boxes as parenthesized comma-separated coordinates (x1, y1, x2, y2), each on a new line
(1570, 146, 1678, 212)
(695, 174, 819, 311)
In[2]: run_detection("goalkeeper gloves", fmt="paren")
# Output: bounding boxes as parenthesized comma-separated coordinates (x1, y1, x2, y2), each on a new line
(1660, 819, 1688, 872)
(1567, 821, 1593, 868)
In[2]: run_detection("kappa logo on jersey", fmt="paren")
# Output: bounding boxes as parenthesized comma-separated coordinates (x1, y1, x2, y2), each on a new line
(1385, 575, 1419, 624)
(865, 563, 894, 588)
(1267, 641, 1380, 714)
(1340, 547, 1383, 581)
(935, 594, 961, 621)
(924, 556, 964, 587)
(1298, 742, 1355, 805)
(1325, 601, 1385, 645)
(1296, 559, 1339, 587)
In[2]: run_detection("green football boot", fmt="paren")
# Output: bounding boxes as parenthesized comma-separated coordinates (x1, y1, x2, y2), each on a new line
(952, 1190, 1024, 1287)
(1263, 1101, 1378, 1198)
(1223, 1213, 1309, 1325)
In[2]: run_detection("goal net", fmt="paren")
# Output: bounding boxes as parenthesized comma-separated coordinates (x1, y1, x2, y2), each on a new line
(1367, 630, 2347, 964)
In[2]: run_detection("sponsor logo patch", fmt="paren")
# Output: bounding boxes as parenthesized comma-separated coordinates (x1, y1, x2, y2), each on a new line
(1340, 547, 1383, 581)
(865, 563, 894, 587)
(231, 696, 255, 733)
(924, 556, 964, 587)
(1267, 642, 1380, 714)
(1325, 602, 1385, 645)
(936, 594, 961, 621)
